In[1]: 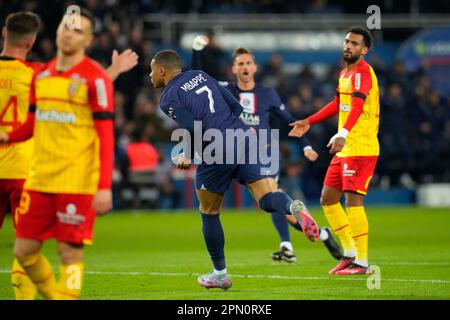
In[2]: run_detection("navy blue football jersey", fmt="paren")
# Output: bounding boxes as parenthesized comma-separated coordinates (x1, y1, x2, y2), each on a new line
(160, 70, 245, 132)
(219, 81, 310, 149)
(222, 82, 289, 127)
(192, 49, 311, 149)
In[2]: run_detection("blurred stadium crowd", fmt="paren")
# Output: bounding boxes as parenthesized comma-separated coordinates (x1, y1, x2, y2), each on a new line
(1, 0, 449, 209)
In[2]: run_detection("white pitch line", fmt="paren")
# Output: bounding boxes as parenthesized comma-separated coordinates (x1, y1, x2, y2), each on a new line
(1, 269, 449, 284)
(377, 262, 450, 266)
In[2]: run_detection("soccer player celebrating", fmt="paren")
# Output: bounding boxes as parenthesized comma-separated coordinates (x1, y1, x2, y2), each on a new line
(0, 9, 115, 299)
(289, 27, 379, 275)
(192, 36, 342, 262)
(150, 50, 320, 290)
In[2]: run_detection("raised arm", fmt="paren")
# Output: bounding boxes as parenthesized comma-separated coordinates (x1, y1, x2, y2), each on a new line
(191, 35, 209, 70)
(105, 49, 139, 81)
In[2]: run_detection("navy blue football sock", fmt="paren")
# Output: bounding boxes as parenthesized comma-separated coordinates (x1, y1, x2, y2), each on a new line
(270, 211, 291, 242)
(200, 213, 226, 271)
(259, 192, 293, 215)
(291, 220, 303, 232)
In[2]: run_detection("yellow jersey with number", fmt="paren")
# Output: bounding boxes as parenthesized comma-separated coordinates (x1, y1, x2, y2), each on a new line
(0, 57, 41, 179)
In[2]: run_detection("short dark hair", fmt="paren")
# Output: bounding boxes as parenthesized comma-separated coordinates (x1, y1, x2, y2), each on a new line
(79, 7, 95, 32)
(153, 50, 183, 70)
(232, 47, 256, 63)
(347, 26, 373, 49)
(6, 11, 41, 36)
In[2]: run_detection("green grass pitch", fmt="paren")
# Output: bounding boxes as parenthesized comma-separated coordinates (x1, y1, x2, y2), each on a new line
(1, 206, 449, 300)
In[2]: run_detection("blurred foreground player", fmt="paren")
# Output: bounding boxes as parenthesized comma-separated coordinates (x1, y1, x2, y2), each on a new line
(0, 10, 138, 299)
(150, 50, 320, 290)
(0, 11, 43, 300)
(290, 27, 380, 275)
(0, 9, 115, 299)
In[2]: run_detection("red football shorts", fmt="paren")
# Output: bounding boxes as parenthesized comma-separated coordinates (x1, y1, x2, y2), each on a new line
(0, 179, 25, 229)
(324, 156, 378, 195)
(15, 189, 95, 245)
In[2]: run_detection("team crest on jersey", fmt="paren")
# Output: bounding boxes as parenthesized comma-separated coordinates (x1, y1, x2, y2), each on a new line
(68, 74, 86, 97)
(167, 107, 176, 119)
(239, 93, 256, 114)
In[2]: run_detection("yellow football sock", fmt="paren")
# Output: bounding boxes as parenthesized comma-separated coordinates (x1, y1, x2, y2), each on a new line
(12, 258, 37, 300)
(347, 206, 369, 267)
(57, 262, 84, 300)
(322, 203, 355, 257)
(18, 253, 57, 300)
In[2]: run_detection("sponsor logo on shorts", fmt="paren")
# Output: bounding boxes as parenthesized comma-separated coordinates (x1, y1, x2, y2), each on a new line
(57, 203, 85, 225)
(343, 163, 356, 177)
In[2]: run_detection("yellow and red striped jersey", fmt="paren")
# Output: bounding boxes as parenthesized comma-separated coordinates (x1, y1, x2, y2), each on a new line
(337, 59, 380, 157)
(24, 57, 114, 194)
(0, 57, 44, 179)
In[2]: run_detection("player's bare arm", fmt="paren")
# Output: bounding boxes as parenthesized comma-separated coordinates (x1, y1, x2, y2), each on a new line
(93, 189, 113, 216)
(288, 119, 310, 137)
(105, 49, 139, 81)
(328, 136, 346, 154)
(303, 147, 319, 161)
(172, 153, 192, 170)
(0, 133, 9, 143)
(327, 128, 349, 155)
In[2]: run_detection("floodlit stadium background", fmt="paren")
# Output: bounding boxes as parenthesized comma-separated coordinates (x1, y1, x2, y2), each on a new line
(1, 0, 449, 210)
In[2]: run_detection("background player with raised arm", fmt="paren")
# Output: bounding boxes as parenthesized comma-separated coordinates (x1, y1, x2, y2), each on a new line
(150, 50, 320, 290)
(192, 36, 342, 263)
(0, 10, 138, 299)
(0, 9, 116, 299)
(289, 27, 380, 275)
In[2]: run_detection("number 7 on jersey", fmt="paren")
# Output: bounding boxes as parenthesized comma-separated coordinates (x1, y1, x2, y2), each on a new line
(195, 85, 215, 113)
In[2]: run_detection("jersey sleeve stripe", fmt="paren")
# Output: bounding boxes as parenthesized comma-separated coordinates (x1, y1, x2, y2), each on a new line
(352, 92, 367, 100)
(93, 111, 115, 120)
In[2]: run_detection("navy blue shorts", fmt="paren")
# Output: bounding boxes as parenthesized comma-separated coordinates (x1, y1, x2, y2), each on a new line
(195, 127, 280, 194)
(195, 148, 279, 194)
